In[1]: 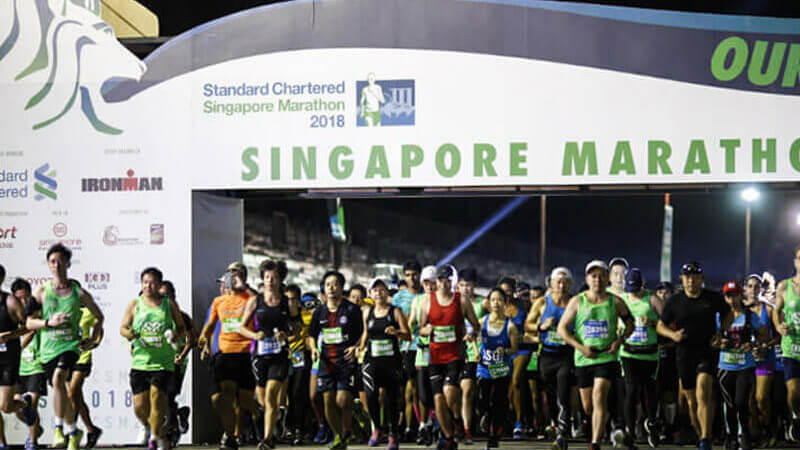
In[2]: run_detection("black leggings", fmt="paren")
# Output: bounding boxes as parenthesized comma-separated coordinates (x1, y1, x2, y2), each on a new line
(621, 358, 658, 433)
(363, 358, 402, 435)
(718, 368, 755, 439)
(539, 351, 573, 436)
(772, 371, 787, 420)
(478, 376, 510, 437)
(288, 364, 310, 431)
(417, 366, 433, 409)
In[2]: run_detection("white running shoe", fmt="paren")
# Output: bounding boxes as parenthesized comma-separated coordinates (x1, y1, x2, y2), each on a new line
(611, 428, 626, 448)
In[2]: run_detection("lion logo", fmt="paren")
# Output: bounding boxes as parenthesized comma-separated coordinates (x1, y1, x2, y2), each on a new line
(0, 0, 146, 135)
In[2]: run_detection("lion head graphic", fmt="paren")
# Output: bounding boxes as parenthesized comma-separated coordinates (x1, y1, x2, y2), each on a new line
(0, 0, 146, 135)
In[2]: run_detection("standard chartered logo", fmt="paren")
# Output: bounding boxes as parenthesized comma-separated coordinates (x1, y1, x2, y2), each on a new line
(34, 163, 57, 201)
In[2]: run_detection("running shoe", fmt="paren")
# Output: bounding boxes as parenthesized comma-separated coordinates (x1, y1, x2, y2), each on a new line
(257, 437, 275, 450)
(329, 434, 347, 450)
(422, 424, 434, 446)
(436, 437, 447, 450)
(415, 425, 427, 446)
(369, 430, 381, 447)
(177, 406, 190, 434)
(611, 428, 626, 448)
(722, 437, 735, 450)
(67, 430, 82, 450)
(454, 419, 465, 441)
(643, 419, 658, 448)
(52, 427, 67, 449)
(292, 428, 304, 446)
(147, 439, 157, 450)
(25, 436, 37, 450)
(484, 436, 498, 449)
(463, 429, 474, 445)
(513, 422, 523, 440)
(697, 437, 711, 450)
(314, 424, 330, 444)
(739, 434, 752, 450)
(387, 435, 398, 450)
(85, 427, 102, 450)
(791, 417, 800, 443)
(222, 434, 239, 450)
(544, 424, 558, 441)
(551, 434, 568, 450)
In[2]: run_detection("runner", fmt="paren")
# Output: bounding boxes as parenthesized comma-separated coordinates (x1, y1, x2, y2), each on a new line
(12, 278, 45, 450)
(25, 244, 104, 450)
(558, 260, 634, 450)
(286, 286, 312, 445)
(606, 257, 629, 447)
(526, 267, 574, 450)
(619, 268, 660, 449)
(773, 245, 800, 442)
(306, 290, 332, 445)
(120, 267, 186, 450)
(408, 266, 437, 446)
(456, 268, 485, 445)
(198, 262, 258, 450)
(657, 261, 728, 450)
(159, 281, 195, 444)
(391, 260, 423, 442)
(307, 270, 364, 450)
(477, 288, 519, 450)
(358, 278, 410, 449)
(419, 265, 481, 450)
(501, 277, 531, 440)
(67, 304, 103, 450)
(651, 281, 678, 444)
(348, 284, 372, 439)
(712, 281, 762, 450)
(238, 259, 298, 450)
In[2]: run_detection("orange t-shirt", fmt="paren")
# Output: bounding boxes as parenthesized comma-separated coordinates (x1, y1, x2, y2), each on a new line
(209, 291, 252, 354)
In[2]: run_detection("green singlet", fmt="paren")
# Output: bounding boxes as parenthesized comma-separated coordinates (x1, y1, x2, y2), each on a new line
(131, 296, 175, 372)
(41, 281, 81, 364)
(781, 278, 800, 362)
(620, 293, 658, 362)
(574, 292, 618, 367)
(464, 296, 485, 363)
(414, 295, 430, 367)
(19, 332, 43, 376)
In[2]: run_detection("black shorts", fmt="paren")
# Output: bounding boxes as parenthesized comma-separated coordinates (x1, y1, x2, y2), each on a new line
(676, 350, 716, 390)
(130, 369, 172, 395)
(429, 360, 463, 394)
(317, 365, 357, 393)
(0, 360, 20, 386)
(659, 354, 678, 393)
(402, 351, 417, 381)
(69, 363, 92, 379)
(575, 361, 620, 388)
(459, 362, 477, 381)
(213, 353, 256, 391)
(168, 365, 187, 397)
(251, 356, 289, 386)
(17, 373, 47, 396)
(355, 365, 365, 393)
(42, 351, 79, 384)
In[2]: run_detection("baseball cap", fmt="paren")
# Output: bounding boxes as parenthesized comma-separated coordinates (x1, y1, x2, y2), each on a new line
(437, 265, 454, 280)
(421, 265, 437, 282)
(608, 257, 629, 270)
(723, 281, 742, 294)
(585, 260, 609, 274)
(680, 261, 703, 275)
(369, 278, 387, 290)
(624, 268, 643, 293)
(550, 267, 573, 280)
(226, 261, 247, 278)
(655, 281, 673, 291)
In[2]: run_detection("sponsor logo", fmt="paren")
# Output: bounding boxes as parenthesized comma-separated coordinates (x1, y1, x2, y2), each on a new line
(150, 224, 164, 245)
(356, 74, 415, 127)
(53, 222, 67, 238)
(81, 169, 163, 192)
(38, 223, 82, 251)
(102, 225, 142, 246)
(0, 163, 57, 201)
(0, 225, 19, 249)
(0, 169, 29, 199)
(34, 163, 57, 201)
(84, 272, 110, 290)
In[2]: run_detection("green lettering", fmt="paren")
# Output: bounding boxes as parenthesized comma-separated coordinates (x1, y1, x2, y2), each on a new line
(648, 141, 673, 175)
(781, 43, 800, 88)
(683, 140, 711, 174)
(270, 147, 280, 180)
(401, 145, 424, 178)
(711, 36, 748, 82)
(510, 142, 527, 176)
(241, 147, 259, 181)
(748, 40, 787, 86)
(365, 145, 390, 179)
(609, 140, 636, 175)
(436, 143, 461, 178)
(473, 143, 497, 177)
(752, 138, 777, 173)
(719, 139, 740, 173)
(562, 141, 597, 176)
(329, 146, 353, 180)
(292, 146, 316, 180)
(790, 138, 800, 171)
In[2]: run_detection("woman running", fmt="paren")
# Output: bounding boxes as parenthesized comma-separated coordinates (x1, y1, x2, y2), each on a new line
(502, 278, 531, 440)
(477, 288, 519, 449)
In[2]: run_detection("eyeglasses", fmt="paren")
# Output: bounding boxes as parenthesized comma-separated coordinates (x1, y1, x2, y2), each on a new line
(301, 299, 321, 310)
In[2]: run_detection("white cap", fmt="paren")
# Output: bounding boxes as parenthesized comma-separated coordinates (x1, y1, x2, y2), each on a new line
(369, 277, 387, 290)
(550, 266, 573, 280)
(421, 265, 437, 282)
(585, 260, 609, 274)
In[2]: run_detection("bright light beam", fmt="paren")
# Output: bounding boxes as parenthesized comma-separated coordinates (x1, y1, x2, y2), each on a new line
(741, 187, 760, 203)
(437, 196, 530, 267)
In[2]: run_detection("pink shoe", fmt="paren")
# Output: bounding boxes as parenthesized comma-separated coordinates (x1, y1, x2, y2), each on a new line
(387, 435, 398, 450)
(369, 430, 380, 447)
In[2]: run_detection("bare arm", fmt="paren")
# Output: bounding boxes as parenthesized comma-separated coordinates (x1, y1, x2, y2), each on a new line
(25, 286, 48, 331)
(557, 296, 594, 358)
(419, 296, 431, 336)
(0, 295, 28, 342)
(774, 280, 789, 336)
(395, 307, 411, 341)
(236, 297, 262, 341)
(168, 298, 186, 339)
(507, 322, 520, 355)
(79, 289, 105, 345)
(119, 300, 139, 341)
(525, 297, 546, 334)
(461, 296, 481, 339)
(357, 308, 369, 354)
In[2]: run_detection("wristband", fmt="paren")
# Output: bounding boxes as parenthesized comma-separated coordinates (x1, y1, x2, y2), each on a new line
(44, 319, 49, 328)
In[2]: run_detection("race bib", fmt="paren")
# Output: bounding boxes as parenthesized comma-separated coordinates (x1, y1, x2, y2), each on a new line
(722, 351, 746, 365)
(222, 317, 242, 334)
(488, 362, 509, 378)
(291, 351, 305, 368)
(322, 327, 344, 345)
(21, 346, 34, 361)
(48, 327, 73, 341)
(545, 331, 565, 345)
(256, 337, 282, 356)
(584, 320, 609, 339)
(416, 347, 430, 366)
(370, 339, 394, 357)
(433, 325, 456, 343)
(628, 325, 649, 344)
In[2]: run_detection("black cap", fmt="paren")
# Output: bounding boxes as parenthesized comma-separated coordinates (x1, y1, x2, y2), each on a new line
(624, 268, 643, 293)
(436, 265, 454, 280)
(680, 261, 703, 275)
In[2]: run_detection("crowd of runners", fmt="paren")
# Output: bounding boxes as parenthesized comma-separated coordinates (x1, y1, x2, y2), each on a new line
(2, 243, 800, 450)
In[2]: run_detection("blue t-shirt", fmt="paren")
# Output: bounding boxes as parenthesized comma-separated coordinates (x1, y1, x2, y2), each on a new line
(392, 289, 419, 351)
(717, 310, 759, 371)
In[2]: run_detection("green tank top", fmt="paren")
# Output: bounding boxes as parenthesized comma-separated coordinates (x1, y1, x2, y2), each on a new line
(781, 278, 800, 361)
(464, 297, 484, 363)
(414, 295, 430, 367)
(620, 293, 658, 361)
(19, 332, 43, 376)
(41, 281, 82, 363)
(131, 296, 175, 372)
(574, 293, 618, 367)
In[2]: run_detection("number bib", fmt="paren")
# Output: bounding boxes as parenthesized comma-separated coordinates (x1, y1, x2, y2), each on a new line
(629, 325, 649, 344)
(291, 351, 305, 368)
(433, 325, 456, 343)
(256, 337, 282, 356)
(545, 331, 565, 346)
(370, 339, 394, 357)
(488, 362, 509, 378)
(21, 346, 34, 361)
(722, 351, 746, 366)
(584, 320, 609, 339)
(322, 327, 344, 345)
(222, 317, 242, 334)
(48, 327, 73, 341)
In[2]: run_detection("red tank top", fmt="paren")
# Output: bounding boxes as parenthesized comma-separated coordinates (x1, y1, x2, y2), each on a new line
(429, 291, 463, 364)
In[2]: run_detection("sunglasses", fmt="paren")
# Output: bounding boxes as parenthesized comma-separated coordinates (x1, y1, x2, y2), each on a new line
(301, 299, 321, 310)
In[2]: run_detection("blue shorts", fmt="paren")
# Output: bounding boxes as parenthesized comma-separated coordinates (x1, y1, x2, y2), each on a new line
(317, 365, 357, 393)
(511, 350, 532, 362)
(783, 357, 800, 381)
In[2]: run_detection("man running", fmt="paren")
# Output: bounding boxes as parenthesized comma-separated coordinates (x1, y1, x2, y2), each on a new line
(408, 266, 437, 446)
(651, 281, 678, 443)
(391, 261, 423, 442)
(456, 268, 485, 444)
(308, 270, 364, 450)
(121, 267, 186, 450)
(657, 261, 728, 450)
(25, 244, 104, 450)
(12, 278, 45, 450)
(419, 265, 481, 450)
(526, 267, 573, 450)
(558, 260, 634, 450)
(774, 245, 800, 442)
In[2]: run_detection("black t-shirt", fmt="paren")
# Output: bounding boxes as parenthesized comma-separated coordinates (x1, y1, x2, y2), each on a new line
(308, 300, 363, 371)
(661, 288, 728, 357)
